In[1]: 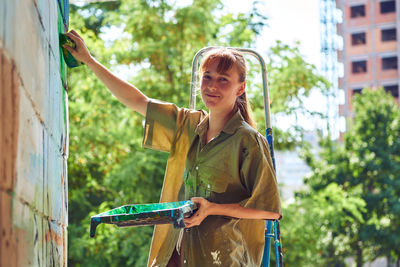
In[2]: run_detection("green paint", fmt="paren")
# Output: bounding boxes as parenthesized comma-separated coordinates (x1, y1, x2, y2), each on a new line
(184, 174, 195, 199)
(90, 200, 197, 238)
(56, 1, 70, 134)
(184, 171, 214, 199)
(57, 6, 67, 88)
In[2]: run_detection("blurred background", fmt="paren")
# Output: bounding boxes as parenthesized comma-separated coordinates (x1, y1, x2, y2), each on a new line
(0, 0, 399, 266)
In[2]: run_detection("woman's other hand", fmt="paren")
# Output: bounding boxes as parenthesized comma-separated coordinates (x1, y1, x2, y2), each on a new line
(62, 30, 93, 65)
(185, 199, 281, 227)
(184, 197, 213, 228)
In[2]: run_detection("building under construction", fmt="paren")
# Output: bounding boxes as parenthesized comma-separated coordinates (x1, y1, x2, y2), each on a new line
(333, 0, 399, 132)
(321, 0, 399, 136)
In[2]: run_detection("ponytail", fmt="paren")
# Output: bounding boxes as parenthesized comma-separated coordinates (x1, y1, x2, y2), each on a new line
(236, 91, 256, 129)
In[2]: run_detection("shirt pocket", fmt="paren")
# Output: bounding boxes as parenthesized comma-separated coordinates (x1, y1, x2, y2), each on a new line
(198, 165, 231, 196)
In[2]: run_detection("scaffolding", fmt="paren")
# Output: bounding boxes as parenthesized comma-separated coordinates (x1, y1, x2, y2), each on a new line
(319, 0, 341, 138)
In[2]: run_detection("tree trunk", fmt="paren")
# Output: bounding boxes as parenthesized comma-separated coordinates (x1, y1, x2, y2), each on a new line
(356, 242, 363, 267)
(387, 255, 392, 267)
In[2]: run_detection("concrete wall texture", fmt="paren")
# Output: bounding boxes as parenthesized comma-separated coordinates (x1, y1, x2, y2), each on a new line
(0, 0, 69, 266)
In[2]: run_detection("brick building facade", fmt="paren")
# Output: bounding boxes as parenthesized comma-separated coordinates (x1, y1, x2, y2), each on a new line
(337, 0, 400, 126)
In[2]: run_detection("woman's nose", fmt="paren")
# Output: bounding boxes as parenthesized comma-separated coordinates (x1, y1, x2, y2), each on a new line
(208, 79, 217, 90)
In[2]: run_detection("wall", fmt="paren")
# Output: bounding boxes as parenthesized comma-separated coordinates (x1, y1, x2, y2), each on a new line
(0, 0, 69, 266)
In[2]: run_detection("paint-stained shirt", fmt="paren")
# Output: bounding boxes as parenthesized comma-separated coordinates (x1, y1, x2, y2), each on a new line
(143, 100, 282, 267)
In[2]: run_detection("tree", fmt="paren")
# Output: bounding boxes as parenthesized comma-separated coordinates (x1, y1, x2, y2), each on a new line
(259, 40, 330, 149)
(281, 183, 366, 267)
(300, 88, 400, 266)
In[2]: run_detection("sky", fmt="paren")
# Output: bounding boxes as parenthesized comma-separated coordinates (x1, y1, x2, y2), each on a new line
(225, 0, 321, 67)
(223, 0, 333, 133)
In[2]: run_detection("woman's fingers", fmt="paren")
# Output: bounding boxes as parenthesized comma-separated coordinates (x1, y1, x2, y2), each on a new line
(69, 29, 82, 40)
(184, 215, 201, 228)
(62, 44, 74, 54)
(65, 32, 84, 48)
(184, 212, 197, 227)
(191, 197, 204, 204)
(65, 31, 78, 42)
(62, 30, 92, 64)
(184, 198, 210, 228)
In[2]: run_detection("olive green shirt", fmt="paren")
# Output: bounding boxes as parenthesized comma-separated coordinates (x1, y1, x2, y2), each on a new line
(143, 100, 282, 267)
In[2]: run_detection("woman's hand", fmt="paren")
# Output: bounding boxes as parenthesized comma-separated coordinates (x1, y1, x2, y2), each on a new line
(184, 198, 281, 228)
(62, 30, 93, 65)
(184, 197, 213, 228)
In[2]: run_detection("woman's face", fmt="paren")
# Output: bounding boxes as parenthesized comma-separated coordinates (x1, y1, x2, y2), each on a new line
(200, 59, 245, 114)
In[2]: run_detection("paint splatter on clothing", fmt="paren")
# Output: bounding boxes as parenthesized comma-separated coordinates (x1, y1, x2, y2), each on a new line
(143, 100, 282, 267)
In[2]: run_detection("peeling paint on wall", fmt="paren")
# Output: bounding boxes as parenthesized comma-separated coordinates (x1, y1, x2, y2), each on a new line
(0, 0, 69, 266)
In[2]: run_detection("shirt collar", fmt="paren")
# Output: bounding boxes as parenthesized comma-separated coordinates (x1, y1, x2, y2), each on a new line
(194, 109, 245, 137)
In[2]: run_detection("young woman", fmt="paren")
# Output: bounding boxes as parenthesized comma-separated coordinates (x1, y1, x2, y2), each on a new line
(63, 30, 281, 267)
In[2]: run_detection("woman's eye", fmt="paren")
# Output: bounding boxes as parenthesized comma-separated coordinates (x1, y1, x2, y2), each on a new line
(203, 75, 211, 80)
(219, 77, 228, 82)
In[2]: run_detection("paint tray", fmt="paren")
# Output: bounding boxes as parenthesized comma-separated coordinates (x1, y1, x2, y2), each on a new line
(90, 200, 197, 237)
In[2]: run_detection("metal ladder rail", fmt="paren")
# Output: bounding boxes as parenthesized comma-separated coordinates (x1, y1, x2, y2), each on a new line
(189, 47, 283, 267)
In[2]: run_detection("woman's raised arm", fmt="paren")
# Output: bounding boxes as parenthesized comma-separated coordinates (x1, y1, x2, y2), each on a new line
(62, 30, 149, 116)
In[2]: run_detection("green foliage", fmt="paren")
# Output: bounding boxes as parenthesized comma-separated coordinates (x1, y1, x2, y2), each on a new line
(294, 88, 400, 266)
(248, 41, 330, 149)
(282, 183, 366, 267)
(67, 1, 331, 266)
(268, 41, 330, 115)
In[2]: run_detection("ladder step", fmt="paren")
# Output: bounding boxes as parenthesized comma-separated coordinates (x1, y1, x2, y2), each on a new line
(265, 233, 274, 238)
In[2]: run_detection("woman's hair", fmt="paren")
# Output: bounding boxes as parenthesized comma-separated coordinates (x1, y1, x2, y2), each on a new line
(199, 48, 256, 129)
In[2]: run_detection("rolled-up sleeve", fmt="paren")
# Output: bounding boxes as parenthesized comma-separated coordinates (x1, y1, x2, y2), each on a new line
(239, 133, 282, 216)
(142, 99, 188, 152)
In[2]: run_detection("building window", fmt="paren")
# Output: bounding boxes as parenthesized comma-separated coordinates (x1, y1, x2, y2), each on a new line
(380, 1, 396, 14)
(352, 60, 367, 73)
(351, 32, 366, 45)
(382, 56, 398, 70)
(381, 28, 397, 41)
(352, 88, 363, 95)
(351, 5, 366, 18)
(383, 84, 399, 97)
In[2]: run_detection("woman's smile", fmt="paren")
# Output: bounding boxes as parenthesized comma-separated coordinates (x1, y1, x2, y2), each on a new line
(200, 59, 245, 113)
(205, 92, 220, 98)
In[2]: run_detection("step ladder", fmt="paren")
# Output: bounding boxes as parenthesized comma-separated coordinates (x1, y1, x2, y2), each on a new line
(189, 47, 284, 267)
